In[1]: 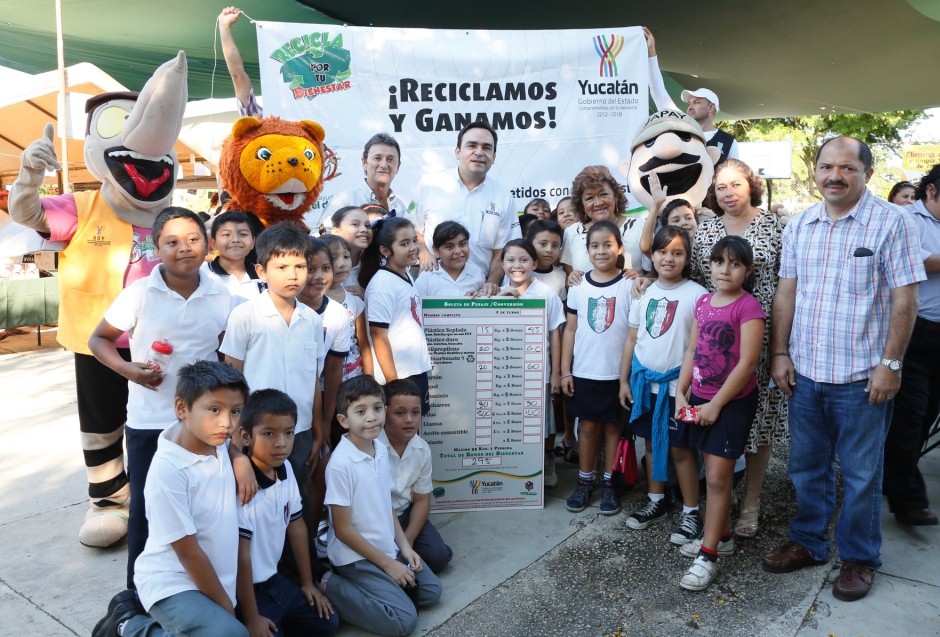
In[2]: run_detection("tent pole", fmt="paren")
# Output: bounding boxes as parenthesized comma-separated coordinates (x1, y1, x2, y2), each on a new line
(54, 0, 70, 192)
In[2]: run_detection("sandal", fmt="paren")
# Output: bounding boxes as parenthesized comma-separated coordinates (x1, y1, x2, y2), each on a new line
(563, 444, 580, 465)
(735, 503, 759, 538)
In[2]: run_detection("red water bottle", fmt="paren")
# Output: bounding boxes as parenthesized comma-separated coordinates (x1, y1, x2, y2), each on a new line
(146, 340, 173, 386)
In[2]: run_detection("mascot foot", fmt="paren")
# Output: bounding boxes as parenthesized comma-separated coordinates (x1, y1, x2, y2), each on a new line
(79, 504, 129, 548)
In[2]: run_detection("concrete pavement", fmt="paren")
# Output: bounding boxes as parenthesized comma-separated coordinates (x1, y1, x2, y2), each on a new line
(1, 326, 937, 636)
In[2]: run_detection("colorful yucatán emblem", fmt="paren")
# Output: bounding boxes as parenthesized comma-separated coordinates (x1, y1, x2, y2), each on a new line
(588, 296, 616, 333)
(645, 298, 678, 338)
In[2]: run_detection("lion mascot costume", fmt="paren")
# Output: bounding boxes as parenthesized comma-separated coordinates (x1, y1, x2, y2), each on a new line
(8, 53, 188, 553)
(219, 116, 326, 226)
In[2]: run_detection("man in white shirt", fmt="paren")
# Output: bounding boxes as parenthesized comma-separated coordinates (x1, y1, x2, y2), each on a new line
(409, 122, 520, 287)
(644, 28, 739, 165)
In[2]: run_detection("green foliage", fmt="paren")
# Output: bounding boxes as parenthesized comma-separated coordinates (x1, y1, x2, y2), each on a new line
(729, 111, 927, 206)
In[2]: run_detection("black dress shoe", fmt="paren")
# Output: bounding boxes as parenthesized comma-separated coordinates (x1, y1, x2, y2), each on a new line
(895, 508, 939, 526)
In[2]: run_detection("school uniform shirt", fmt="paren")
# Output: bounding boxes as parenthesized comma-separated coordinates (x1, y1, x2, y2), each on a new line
(307, 296, 352, 380)
(134, 430, 239, 611)
(521, 279, 566, 333)
(220, 292, 323, 434)
(414, 262, 486, 298)
(520, 279, 566, 377)
(365, 267, 432, 383)
(324, 436, 397, 566)
(629, 279, 707, 396)
(344, 263, 362, 291)
(238, 459, 303, 583)
(565, 271, 633, 380)
(337, 290, 366, 380)
(409, 168, 521, 277)
(691, 292, 765, 400)
(201, 257, 264, 301)
(377, 430, 433, 516)
(104, 267, 235, 431)
(532, 265, 567, 301)
(560, 215, 647, 273)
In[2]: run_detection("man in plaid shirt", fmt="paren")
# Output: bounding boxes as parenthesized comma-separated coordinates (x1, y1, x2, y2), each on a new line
(762, 136, 925, 602)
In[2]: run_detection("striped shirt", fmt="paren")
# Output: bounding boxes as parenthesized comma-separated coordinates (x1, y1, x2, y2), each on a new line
(236, 88, 264, 118)
(779, 189, 925, 383)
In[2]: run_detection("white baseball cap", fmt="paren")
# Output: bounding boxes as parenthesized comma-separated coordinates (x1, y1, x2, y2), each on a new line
(680, 88, 720, 112)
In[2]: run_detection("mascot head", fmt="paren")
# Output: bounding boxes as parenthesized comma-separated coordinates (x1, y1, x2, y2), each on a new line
(83, 51, 188, 228)
(627, 109, 720, 210)
(219, 116, 326, 226)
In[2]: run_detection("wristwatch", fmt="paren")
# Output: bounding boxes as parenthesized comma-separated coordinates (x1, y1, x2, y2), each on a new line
(881, 358, 902, 372)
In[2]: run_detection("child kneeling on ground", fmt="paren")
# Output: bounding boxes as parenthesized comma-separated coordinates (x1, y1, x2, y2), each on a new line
(378, 380, 453, 573)
(235, 388, 339, 636)
(93, 361, 251, 637)
(321, 376, 442, 636)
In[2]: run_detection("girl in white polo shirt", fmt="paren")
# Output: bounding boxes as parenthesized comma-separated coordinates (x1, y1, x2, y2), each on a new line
(330, 206, 372, 298)
(322, 235, 371, 382)
(498, 239, 565, 487)
(298, 237, 351, 427)
(361, 217, 433, 414)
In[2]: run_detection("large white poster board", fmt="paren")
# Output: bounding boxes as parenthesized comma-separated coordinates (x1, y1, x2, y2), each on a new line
(255, 23, 648, 219)
(422, 298, 548, 512)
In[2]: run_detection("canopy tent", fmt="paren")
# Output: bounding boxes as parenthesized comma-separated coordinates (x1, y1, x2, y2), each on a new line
(0, 62, 213, 187)
(1, 0, 939, 119)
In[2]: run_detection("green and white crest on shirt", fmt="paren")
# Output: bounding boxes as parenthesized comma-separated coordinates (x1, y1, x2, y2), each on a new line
(645, 298, 678, 338)
(588, 296, 616, 333)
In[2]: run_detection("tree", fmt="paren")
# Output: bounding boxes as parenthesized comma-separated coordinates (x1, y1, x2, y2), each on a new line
(729, 111, 927, 205)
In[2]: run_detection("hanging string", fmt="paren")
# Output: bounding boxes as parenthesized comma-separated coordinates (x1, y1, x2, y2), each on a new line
(210, 9, 259, 103)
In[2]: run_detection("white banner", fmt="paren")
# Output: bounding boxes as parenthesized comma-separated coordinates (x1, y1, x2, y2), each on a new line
(256, 22, 649, 219)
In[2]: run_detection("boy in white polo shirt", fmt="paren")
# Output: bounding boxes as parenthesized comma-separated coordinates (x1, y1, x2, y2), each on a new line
(235, 389, 339, 636)
(378, 380, 452, 573)
(221, 222, 325, 497)
(322, 376, 442, 636)
(202, 210, 264, 301)
(88, 207, 245, 590)
(92, 360, 250, 637)
(413, 221, 487, 298)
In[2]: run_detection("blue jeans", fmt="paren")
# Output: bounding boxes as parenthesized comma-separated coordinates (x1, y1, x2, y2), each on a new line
(787, 373, 891, 568)
(123, 589, 248, 637)
(245, 573, 339, 636)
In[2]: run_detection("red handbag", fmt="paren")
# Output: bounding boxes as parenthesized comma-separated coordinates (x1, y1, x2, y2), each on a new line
(612, 436, 639, 486)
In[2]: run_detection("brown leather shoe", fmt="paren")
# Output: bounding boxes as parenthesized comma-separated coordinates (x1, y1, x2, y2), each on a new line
(762, 540, 828, 573)
(895, 508, 939, 526)
(832, 561, 875, 601)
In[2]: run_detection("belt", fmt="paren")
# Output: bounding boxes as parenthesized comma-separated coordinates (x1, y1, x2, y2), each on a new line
(915, 316, 940, 333)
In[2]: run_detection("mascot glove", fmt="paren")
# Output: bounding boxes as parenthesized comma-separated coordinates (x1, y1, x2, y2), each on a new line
(19, 124, 62, 184)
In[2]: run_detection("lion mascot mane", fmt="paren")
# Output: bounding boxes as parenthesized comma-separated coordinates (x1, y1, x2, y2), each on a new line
(219, 116, 326, 226)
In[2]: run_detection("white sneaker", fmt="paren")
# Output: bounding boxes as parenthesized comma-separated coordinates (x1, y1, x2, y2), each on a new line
(679, 535, 735, 558)
(680, 556, 718, 591)
(544, 453, 558, 488)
